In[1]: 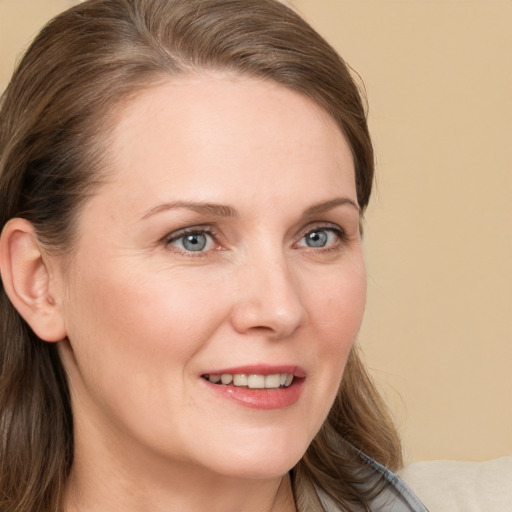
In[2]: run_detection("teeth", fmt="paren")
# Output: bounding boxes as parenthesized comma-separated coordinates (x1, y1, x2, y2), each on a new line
(233, 374, 248, 386)
(265, 374, 281, 388)
(248, 374, 265, 389)
(221, 374, 233, 385)
(206, 373, 294, 388)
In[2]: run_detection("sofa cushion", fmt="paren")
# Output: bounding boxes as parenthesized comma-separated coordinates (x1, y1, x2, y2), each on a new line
(399, 456, 512, 512)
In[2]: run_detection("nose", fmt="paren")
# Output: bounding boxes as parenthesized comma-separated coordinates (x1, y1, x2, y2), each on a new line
(229, 254, 308, 340)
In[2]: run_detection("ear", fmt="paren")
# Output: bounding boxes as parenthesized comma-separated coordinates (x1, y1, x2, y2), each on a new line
(0, 218, 67, 342)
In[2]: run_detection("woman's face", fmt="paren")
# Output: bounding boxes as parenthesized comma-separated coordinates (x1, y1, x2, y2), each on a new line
(57, 75, 366, 480)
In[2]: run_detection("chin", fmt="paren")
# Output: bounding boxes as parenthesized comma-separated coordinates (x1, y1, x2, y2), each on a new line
(213, 453, 303, 481)
(193, 427, 311, 480)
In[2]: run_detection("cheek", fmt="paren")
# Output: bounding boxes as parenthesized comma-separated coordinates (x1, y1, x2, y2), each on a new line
(62, 261, 229, 392)
(308, 262, 367, 347)
(122, 269, 230, 347)
(300, 259, 366, 419)
(61, 262, 232, 445)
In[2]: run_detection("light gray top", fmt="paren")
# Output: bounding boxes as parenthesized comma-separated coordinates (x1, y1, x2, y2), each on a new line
(316, 451, 429, 512)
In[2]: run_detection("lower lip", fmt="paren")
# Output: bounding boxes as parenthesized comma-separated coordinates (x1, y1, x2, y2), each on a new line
(202, 378, 305, 410)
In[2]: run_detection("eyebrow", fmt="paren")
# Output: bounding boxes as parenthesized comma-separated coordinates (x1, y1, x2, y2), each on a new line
(140, 197, 360, 221)
(303, 197, 360, 216)
(141, 201, 238, 220)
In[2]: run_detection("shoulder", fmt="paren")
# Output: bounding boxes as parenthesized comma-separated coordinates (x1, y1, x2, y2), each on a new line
(312, 448, 430, 511)
(361, 452, 429, 511)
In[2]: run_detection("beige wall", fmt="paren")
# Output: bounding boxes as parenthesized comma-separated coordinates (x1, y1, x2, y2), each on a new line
(1, 0, 511, 464)
(0, 0, 77, 90)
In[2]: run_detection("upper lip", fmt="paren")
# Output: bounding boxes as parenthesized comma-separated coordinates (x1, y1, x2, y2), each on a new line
(201, 365, 306, 378)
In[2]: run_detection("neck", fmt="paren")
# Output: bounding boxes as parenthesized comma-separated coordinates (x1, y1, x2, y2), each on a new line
(63, 432, 296, 512)
(63, 465, 296, 512)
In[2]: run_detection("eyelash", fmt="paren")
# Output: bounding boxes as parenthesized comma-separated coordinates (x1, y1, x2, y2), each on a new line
(164, 226, 221, 257)
(296, 224, 347, 251)
(164, 223, 347, 256)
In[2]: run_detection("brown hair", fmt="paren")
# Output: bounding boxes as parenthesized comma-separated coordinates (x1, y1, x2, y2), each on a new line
(0, 1, 401, 511)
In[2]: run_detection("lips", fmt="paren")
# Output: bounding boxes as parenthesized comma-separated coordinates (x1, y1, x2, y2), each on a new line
(200, 365, 305, 410)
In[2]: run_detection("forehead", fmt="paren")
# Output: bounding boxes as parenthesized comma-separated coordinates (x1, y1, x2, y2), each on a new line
(94, 75, 356, 215)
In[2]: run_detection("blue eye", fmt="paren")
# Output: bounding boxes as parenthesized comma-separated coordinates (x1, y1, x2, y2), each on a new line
(168, 231, 214, 252)
(305, 230, 328, 247)
(300, 228, 341, 249)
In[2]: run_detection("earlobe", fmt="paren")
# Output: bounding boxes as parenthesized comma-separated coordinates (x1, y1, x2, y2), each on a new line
(0, 218, 67, 342)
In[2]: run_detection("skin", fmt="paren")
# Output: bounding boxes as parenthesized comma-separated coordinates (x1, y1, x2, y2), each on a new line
(47, 75, 367, 512)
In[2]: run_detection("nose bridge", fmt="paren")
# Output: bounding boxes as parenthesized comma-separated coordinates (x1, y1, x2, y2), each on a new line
(230, 244, 308, 338)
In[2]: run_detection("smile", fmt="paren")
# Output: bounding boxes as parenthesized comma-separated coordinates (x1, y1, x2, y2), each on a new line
(202, 373, 294, 389)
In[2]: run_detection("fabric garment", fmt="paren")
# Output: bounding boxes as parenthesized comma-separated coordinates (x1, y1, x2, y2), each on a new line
(360, 452, 430, 511)
(316, 450, 429, 512)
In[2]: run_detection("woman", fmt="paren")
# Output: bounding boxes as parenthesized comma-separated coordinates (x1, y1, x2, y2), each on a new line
(0, 0, 428, 511)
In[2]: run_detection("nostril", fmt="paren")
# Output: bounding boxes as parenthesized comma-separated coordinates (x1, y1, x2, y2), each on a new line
(247, 326, 277, 334)
(229, 269, 308, 337)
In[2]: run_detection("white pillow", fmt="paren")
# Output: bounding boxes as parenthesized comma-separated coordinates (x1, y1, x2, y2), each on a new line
(399, 456, 512, 512)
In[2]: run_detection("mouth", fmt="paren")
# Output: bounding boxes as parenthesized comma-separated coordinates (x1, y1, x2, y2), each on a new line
(200, 366, 305, 410)
(201, 373, 295, 389)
